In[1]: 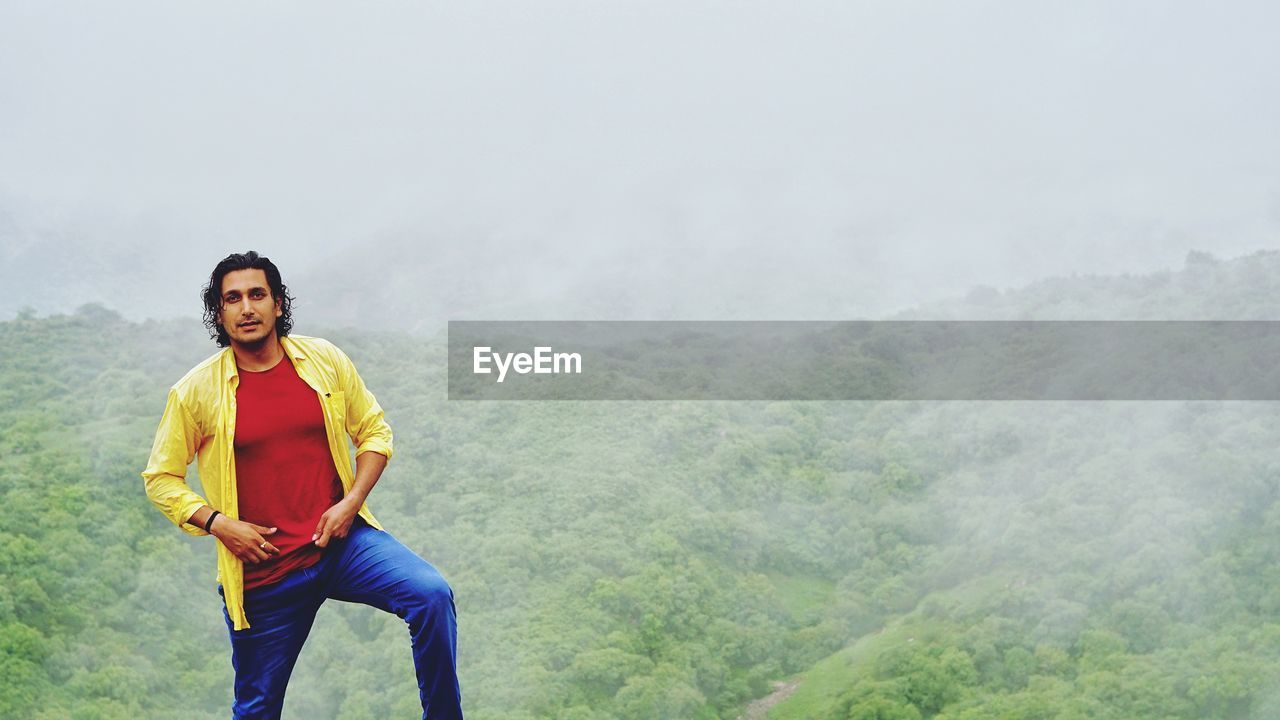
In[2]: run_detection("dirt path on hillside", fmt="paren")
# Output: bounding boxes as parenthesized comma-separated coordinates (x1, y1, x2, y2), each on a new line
(737, 679, 802, 720)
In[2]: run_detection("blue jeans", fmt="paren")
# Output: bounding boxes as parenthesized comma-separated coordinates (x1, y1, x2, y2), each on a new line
(218, 517, 462, 719)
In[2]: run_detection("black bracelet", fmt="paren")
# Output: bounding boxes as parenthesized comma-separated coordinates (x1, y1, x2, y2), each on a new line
(204, 510, 221, 533)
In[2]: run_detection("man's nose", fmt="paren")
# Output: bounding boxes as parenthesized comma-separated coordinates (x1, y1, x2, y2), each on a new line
(236, 297, 255, 315)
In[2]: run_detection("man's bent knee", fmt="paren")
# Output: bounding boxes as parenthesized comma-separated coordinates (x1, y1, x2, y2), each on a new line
(402, 572, 456, 622)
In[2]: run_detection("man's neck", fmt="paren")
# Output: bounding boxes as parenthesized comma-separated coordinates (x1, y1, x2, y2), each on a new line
(231, 335, 285, 372)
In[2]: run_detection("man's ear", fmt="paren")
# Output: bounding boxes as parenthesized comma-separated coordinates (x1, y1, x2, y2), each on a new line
(274, 296, 283, 318)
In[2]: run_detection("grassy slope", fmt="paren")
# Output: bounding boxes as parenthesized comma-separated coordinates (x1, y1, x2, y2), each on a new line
(766, 574, 1016, 719)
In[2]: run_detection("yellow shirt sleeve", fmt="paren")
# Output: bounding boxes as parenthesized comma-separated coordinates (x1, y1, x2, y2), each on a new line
(141, 387, 213, 536)
(336, 346, 394, 461)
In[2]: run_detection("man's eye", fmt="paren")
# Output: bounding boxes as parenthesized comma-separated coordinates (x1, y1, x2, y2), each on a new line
(224, 295, 240, 304)
(250, 290, 267, 299)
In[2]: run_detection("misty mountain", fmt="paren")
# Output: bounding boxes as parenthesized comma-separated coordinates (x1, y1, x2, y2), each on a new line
(894, 249, 1280, 321)
(5, 246, 1280, 718)
(296, 246, 1280, 331)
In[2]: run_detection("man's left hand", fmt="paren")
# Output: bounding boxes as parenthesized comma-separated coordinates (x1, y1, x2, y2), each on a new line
(313, 496, 361, 548)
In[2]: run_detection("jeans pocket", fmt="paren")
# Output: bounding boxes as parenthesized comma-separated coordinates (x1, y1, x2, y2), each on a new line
(298, 561, 318, 583)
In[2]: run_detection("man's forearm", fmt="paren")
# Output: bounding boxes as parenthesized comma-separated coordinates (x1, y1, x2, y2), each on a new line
(185, 505, 220, 532)
(346, 451, 388, 505)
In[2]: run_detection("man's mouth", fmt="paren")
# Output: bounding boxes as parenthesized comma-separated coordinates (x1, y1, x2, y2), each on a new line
(238, 321, 261, 329)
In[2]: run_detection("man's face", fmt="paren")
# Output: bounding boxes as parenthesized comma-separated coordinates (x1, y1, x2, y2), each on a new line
(218, 268, 283, 348)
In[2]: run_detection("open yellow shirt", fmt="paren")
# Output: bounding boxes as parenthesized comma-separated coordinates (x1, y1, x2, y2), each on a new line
(141, 335, 392, 630)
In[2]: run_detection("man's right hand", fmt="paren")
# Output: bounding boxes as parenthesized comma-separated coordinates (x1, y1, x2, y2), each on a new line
(209, 515, 280, 564)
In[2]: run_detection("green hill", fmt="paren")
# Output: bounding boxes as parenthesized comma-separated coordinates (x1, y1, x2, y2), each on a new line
(3, 251, 1280, 718)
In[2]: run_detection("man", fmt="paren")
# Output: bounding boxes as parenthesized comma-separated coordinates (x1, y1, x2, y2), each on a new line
(142, 251, 462, 719)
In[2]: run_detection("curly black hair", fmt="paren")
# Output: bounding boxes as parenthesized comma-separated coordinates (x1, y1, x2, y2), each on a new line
(201, 251, 295, 347)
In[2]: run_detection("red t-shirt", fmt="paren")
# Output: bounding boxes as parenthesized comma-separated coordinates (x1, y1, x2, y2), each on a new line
(234, 355, 345, 590)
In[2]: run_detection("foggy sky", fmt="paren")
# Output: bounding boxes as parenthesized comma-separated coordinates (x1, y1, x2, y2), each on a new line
(2, 0, 1278, 323)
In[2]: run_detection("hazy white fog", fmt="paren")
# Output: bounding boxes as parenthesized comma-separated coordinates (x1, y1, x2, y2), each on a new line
(2, 1, 1278, 324)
